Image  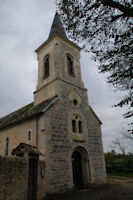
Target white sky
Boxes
[0,0,130,152]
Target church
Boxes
[0,12,106,197]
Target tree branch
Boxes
[111,14,124,21]
[101,0,133,17]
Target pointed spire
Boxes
[48,12,67,39]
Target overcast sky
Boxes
[0,0,130,152]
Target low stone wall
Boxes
[38,160,46,200]
[0,156,46,200]
[0,156,27,200]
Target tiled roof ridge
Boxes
[0,102,33,121]
[0,96,58,130]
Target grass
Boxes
[107,172,133,178]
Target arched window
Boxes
[28,130,31,141]
[67,55,74,76]
[43,55,49,79]
[72,120,76,132]
[5,137,9,156]
[72,115,83,134]
[78,121,82,133]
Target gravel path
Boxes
[44,176,133,200]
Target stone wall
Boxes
[41,80,106,193]
[0,119,37,156]
[0,156,46,200]
[0,156,27,200]
[37,159,46,200]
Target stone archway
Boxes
[72,146,90,190]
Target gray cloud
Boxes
[0,0,130,152]
[81,53,130,152]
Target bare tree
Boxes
[113,138,126,154]
[112,127,133,154]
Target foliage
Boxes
[108,172,133,177]
[105,151,133,174]
[57,0,133,132]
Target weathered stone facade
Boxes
[0,12,106,199]
[0,118,37,155]
[38,81,106,193]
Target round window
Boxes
[73,99,78,106]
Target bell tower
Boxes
[34,12,84,105]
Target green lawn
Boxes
[107,172,133,178]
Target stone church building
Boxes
[0,13,106,198]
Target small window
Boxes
[5,137,9,156]
[72,120,76,132]
[78,121,82,133]
[67,55,74,76]
[28,131,31,141]
[72,115,83,134]
[73,99,78,106]
[43,55,49,79]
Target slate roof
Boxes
[48,12,67,40]
[12,143,42,156]
[0,96,58,130]
[35,12,81,53]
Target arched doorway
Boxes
[72,146,89,190]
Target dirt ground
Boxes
[44,176,133,200]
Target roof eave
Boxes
[35,34,81,53]
[0,96,59,131]
[12,143,43,156]
[0,112,43,131]
[89,106,102,125]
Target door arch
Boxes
[72,146,89,189]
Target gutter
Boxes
[41,96,59,113]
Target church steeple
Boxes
[48,12,67,39]
[34,12,83,105]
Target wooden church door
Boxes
[72,151,83,190]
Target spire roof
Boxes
[48,12,67,39]
[35,12,81,53]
